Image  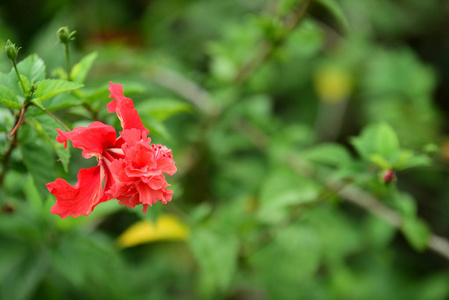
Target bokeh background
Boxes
[1,0,449,299]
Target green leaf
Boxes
[137,98,193,121]
[27,115,71,172]
[0,98,21,109]
[15,54,46,83]
[316,0,350,33]
[351,123,399,162]
[71,52,98,83]
[0,85,20,108]
[250,225,321,299]
[395,150,431,170]
[142,116,172,141]
[19,125,55,199]
[376,123,400,158]
[258,167,320,224]
[33,79,83,102]
[189,227,239,298]
[402,216,430,251]
[304,143,352,167]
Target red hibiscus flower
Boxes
[46,82,177,218]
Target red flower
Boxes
[46,82,177,218]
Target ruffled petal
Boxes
[107,82,149,135]
[56,122,117,159]
[46,165,106,218]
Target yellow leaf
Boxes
[314,65,353,103]
[117,214,190,248]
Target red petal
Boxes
[56,122,117,159]
[107,82,149,135]
[46,165,106,218]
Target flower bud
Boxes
[382,169,396,184]
[4,39,20,62]
[57,27,76,44]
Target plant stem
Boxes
[0,134,17,188]
[13,62,26,94]
[8,106,27,137]
[64,44,71,80]
[233,0,314,84]
[37,105,70,131]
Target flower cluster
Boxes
[46,82,177,218]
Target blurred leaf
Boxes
[258,167,320,224]
[352,123,399,163]
[250,225,321,300]
[33,79,83,102]
[376,123,400,158]
[137,98,193,121]
[304,143,352,167]
[402,216,430,251]
[0,85,20,108]
[189,227,238,298]
[117,214,190,248]
[314,64,353,103]
[316,0,350,33]
[142,116,172,141]
[395,150,431,170]
[70,51,98,83]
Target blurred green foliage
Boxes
[1,0,449,299]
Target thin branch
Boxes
[33,104,71,131]
[289,156,449,262]
[144,68,215,113]
[233,0,314,84]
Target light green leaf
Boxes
[316,0,350,33]
[71,52,98,83]
[0,85,20,108]
[351,123,400,162]
[0,99,21,109]
[395,150,431,170]
[369,153,391,169]
[137,98,193,121]
[304,143,352,167]
[376,123,400,158]
[34,79,83,102]
[16,54,46,83]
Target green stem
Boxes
[64,43,71,80]
[13,62,26,94]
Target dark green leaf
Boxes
[316,0,350,33]
[19,125,55,199]
[27,115,71,172]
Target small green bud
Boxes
[57,27,76,44]
[4,39,20,62]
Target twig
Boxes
[289,156,449,262]
[144,68,215,113]
[233,0,314,84]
